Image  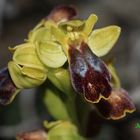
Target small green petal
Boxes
[8,61,47,89]
[36,41,67,68]
[13,43,45,70]
[88,25,121,57]
[51,26,66,43]
[83,14,98,36]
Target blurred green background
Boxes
[0,0,140,140]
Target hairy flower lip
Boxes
[47,5,77,23]
[68,42,112,103]
[95,88,136,120]
[0,67,20,105]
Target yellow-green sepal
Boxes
[8,61,47,89]
[36,41,67,68]
[13,43,46,71]
[88,25,121,57]
[59,20,85,32]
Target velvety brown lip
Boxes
[0,67,18,105]
[47,5,77,23]
[68,42,111,103]
[95,88,136,120]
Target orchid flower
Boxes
[28,12,120,103]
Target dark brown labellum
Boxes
[68,42,111,103]
[0,67,19,105]
[95,88,136,120]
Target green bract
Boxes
[44,88,70,120]
[59,20,85,32]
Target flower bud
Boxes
[8,61,47,89]
[0,68,20,105]
[47,68,73,94]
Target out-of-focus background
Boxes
[0,0,140,140]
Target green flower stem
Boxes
[64,93,80,129]
[47,69,81,131]
[75,94,91,136]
